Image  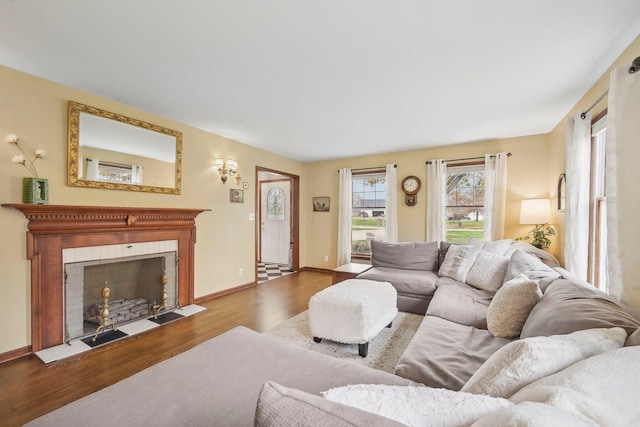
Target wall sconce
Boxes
[518,198,555,249]
[214,159,241,185]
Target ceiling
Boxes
[1,1,639,162]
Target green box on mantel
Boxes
[23,177,49,204]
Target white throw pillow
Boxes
[468,237,513,256]
[438,244,481,282]
[466,250,509,292]
[462,327,627,398]
[323,384,512,427]
[471,402,597,427]
[487,274,542,338]
[510,346,640,426]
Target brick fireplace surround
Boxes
[3,204,208,353]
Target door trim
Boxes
[255,166,300,281]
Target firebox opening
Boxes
[64,250,177,342]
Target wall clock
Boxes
[401,175,421,206]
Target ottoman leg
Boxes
[358,342,369,357]
[313,337,322,343]
[386,321,392,328]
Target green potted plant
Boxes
[516,223,555,249]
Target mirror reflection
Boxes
[67,101,182,194]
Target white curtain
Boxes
[85,158,99,180]
[131,165,143,184]
[483,153,508,240]
[337,168,352,265]
[385,164,398,243]
[426,159,446,242]
[606,64,640,306]
[564,111,592,280]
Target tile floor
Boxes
[257,262,294,284]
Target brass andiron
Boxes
[92,281,117,342]
[152,270,173,318]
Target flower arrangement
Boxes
[5,133,46,178]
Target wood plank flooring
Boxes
[0,270,332,426]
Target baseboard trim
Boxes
[0,345,32,364]
[299,266,333,274]
[194,281,257,303]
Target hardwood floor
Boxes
[0,270,332,426]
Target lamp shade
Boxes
[520,199,551,224]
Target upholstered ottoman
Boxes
[309,278,398,357]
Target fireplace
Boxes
[2,204,208,352]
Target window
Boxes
[445,164,485,243]
[351,172,386,257]
[266,188,285,221]
[589,115,608,292]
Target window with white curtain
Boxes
[445,163,485,243]
[351,171,386,257]
[589,115,608,292]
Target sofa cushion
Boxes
[427,277,493,328]
[370,241,439,271]
[323,384,512,427]
[468,237,513,256]
[462,327,627,398]
[487,274,542,338]
[520,279,640,339]
[466,250,509,292]
[504,250,560,292]
[255,381,405,427]
[395,315,513,390]
[357,267,438,297]
[510,346,640,426]
[438,244,481,282]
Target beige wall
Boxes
[0,65,304,353]
[304,134,553,268]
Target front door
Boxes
[260,179,291,265]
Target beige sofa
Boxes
[361,240,640,390]
[28,241,640,426]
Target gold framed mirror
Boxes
[67,101,182,194]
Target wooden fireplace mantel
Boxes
[3,204,210,352]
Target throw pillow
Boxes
[472,402,596,427]
[438,244,481,282]
[466,250,509,292]
[487,274,542,338]
[626,328,640,347]
[468,237,513,256]
[255,381,405,427]
[510,346,640,426]
[322,384,512,427]
[504,250,561,292]
[461,327,627,398]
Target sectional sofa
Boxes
[28,240,640,426]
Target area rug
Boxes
[264,310,423,373]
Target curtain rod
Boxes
[580,90,608,120]
[425,152,511,165]
[579,55,640,119]
[337,164,397,172]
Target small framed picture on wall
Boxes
[313,197,330,212]
[230,189,244,203]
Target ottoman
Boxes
[309,278,398,357]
